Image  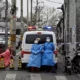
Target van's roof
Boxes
[24,31,55,35]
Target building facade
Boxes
[57,0,80,58]
[63,0,80,58]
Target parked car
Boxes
[0,37,5,44]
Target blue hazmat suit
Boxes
[42,42,55,66]
[27,44,43,68]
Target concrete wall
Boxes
[76,0,80,43]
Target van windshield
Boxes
[25,34,53,44]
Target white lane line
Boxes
[30,74,41,80]
[55,76,67,80]
[16,51,21,55]
[5,74,16,80]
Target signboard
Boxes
[11,34,16,42]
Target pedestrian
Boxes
[42,37,56,73]
[27,38,43,72]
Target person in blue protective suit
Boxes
[27,38,43,72]
[42,37,56,72]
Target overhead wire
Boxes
[46,0,63,4]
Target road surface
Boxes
[0,71,80,80]
[0,49,80,80]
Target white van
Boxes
[21,31,58,68]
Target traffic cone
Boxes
[0,56,5,69]
[18,56,22,69]
[9,56,14,69]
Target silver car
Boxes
[0,37,5,44]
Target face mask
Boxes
[46,39,50,42]
[34,40,38,44]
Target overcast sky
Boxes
[8,0,64,17]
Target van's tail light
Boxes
[21,51,30,58]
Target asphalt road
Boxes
[0,71,80,80]
[0,49,80,80]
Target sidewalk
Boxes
[57,53,65,73]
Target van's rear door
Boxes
[22,33,54,54]
[21,32,55,63]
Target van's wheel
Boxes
[55,63,58,70]
[22,63,26,69]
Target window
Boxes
[25,34,53,44]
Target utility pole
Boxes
[36,0,44,27]
[31,0,32,25]
[10,0,16,55]
[36,0,39,27]
[5,0,8,49]
[21,0,23,34]
[27,0,29,27]
[36,0,38,23]
[47,8,49,26]
[38,6,41,27]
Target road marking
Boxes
[5,74,16,80]
[55,76,67,80]
[16,51,20,55]
[30,74,41,80]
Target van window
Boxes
[25,34,53,44]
